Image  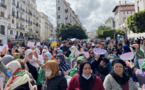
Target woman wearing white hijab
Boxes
[24,49,39,81]
[69,46,80,59]
[5,61,32,90]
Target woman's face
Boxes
[110,56,115,60]
[44,65,51,72]
[59,51,63,54]
[89,51,94,57]
[113,63,124,77]
[113,49,117,54]
[44,54,49,62]
[28,52,33,59]
[55,57,60,63]
[83,64,92,77]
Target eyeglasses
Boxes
[90,53,94,54]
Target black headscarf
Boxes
[56,54,70,71]
[79,60,96,90]
[111,59,130,86]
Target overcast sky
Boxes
[36,0,134,32]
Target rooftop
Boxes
[113,3,134,12]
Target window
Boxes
[0,11,4,17]
[127,10,128,14]
[1,0,5,4]
[0,25,5,35]
[57,15,60,19]
[58,7,60,11]
[12,19,14,23]
[138,7,140,12]
[10,30,13,35]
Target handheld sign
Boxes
[51,41,58,47]
[0,77,3,90]
[0,46,3,52]
[93,48,106,55]
[36,42,41,46]
[120,52,134,60]
[80,52,89,58]
[138,59,145,69]
[27,41,35,47]
[106,37,111,41]
[3,44,9,51]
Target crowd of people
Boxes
[0,38,145,90]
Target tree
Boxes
[58,23,88,40]
[127,10,145,33]
[96,25,125,38]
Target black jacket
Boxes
[42,69,67,90]
[14,82,30,90]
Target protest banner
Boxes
[80,52,89,58]
[3,44,9,51]
[36,42,41,46]
[106,37,111,41]
[120,52,134,60]
[138,59,145,69]
[0,46,3,52]
[51,41,58,47]
[93,48,106,55]
[27,41,35,47]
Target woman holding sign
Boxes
[132,44,145,69]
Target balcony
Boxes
[19,27,25,30]
[0,3,7,9]
[12,14,15,17]
[0,17,10,22]
[16,5,19,8]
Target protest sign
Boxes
[80,52,90,58]
[106,37,111,41]
[36,42,41,46]
[138,59,145,69]
[0,46,3,52]
[27,41,35,47]
[51,41,58,47]
[3,44,9,51]
[120,52,134,60]
[93,48,106,55]
[0,77,3,90]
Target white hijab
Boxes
[25,49,39,68]
[6,61,21,74]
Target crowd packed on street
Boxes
[0,38,145,90]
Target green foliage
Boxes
[127,10,145,33]
[96,26,125,38]
[58,23,88,40]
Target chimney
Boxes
[119,1,121,5]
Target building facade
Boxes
[135,0,145,12]
[39,12,54,42]
[0,0,55,44]
[0,0,10,44]
[105,17,115,29]
[112,1,135,29]
[56,0,82,28]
